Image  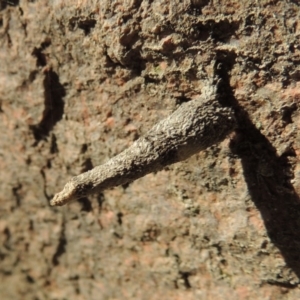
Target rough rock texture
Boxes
[0,0,300,299]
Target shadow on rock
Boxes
[215,53,300,283]
[230,108,300,284]
[30,68,65,143]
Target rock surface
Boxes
[1,0,300,299]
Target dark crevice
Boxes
[46,159,51,168]
[81,157,93,173]
[29,219,34,231]
[12,183,22,207]
[132,0,143,9]
[18,7,27,36]
[123,50,145,74]
[144,75,161,84]
[52,220,67,266]
[96,193,105,210]
[78,19,96,35]
[172,254,192,289]
[26,274,35,284]
[187,0,210,16]
[30,68,65,143]
[40,169,50,200]
[214,50,238,108]
[281,103,297,124]
[50,134,58,154]
[6,31,12,47]
[69,15,96,35]
[211,242,223,256]
[189,19,240,42]
[28,70,38,82]
[266,280,298,289]
[80,143,88,154]
[121,182,130,190]
[190,0,210,8]
[18,5,23,15]
[180,272,192,289]
[121,14,133,24]
[214,54,300,281]
[174,94,190,105]
[113,232,123,239]
[31,39,51,67]
[3,227,10,249]
[78,197,93,212]
[117,212,123,226]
